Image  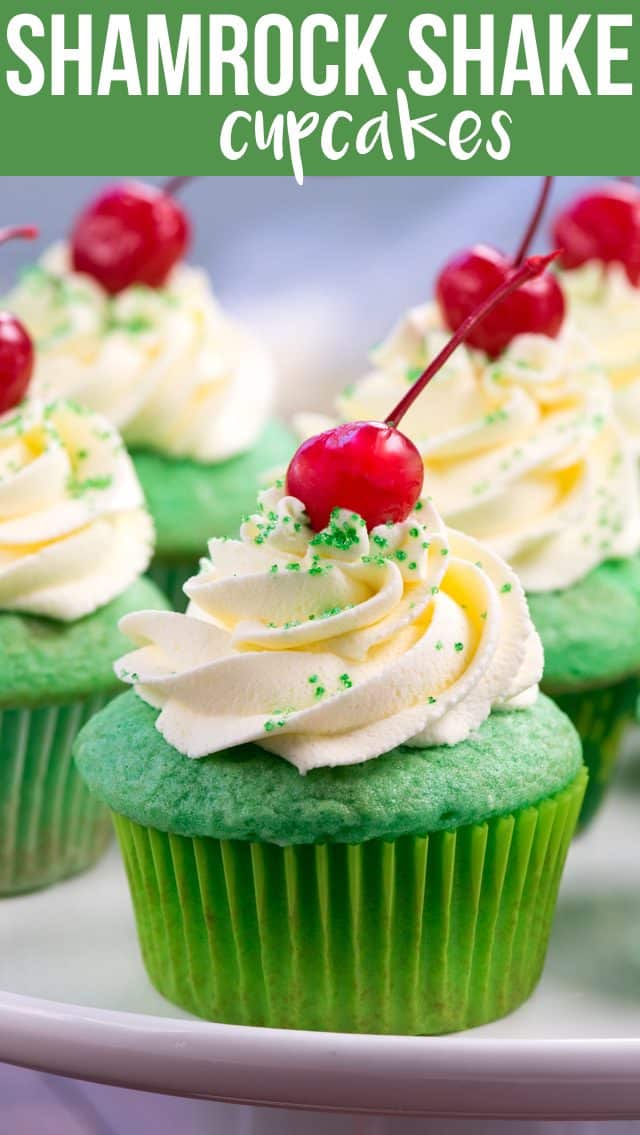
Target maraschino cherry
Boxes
[0,225,39,415]
[436,176,565,358]
[552,180,640,285]
[287,252,559,532]
[70,176,194,294]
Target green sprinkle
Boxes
[428,696,437,705]
[409,527,419,538]
[308,675,318,684]
[484,407,508,426]
[435,641,443,651]
[339,673,353,689]
[500,582,512,593]
[395,549,408,562]
[66,474,113,498]
[406,365,423,384]
[454,642,464,652]
[440,548,449,556]
[285,562,300,571]
[311,513,362,552]
[264,720,276,733]
[270,564,278,573]
[372,534,388,548]
[108,314,153,335]
[431,585,439,595]
[315,686,325,698]
[408,561,417,571]
[415,501,424,511]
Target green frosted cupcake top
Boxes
[74,692,582,845]
[529,553,640,692]
[1,577,168,708]
[132,420,294,558]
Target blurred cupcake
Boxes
[322,293,640,826]
[7,181,293,609]
[553,181,640,456]
[75,484,585,1034]
[0,398,167,894]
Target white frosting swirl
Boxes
[326,304,640,593]
[0,399,153,620]
[7,244,274,463]
[116,486,542,774]
[560,263,640,454]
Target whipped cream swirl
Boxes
[560,262,640,453]
[329,304,640,593]
[116,486,542,773]
[7,244,274,463]
[0,399,153,620]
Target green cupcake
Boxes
[527,557,640,824]
[75,487,585,1034]
[0,398,168,895]
[7,244,294,609]
[332,298,640,825]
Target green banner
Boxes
[0,0,636,176]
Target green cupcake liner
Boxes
[0,697,113,896]
[147,557,197,612]
[113,766,586,1035]
[551,677,638,828]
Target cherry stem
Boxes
[162,176,196,197]
[513,177,553,266]
[386,252,561,430]
[0,225,39,249]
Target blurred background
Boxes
[0,175,596,419]
[0,174,630,1135]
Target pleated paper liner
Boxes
[0,697,113,896]
[551,676,637,828]
[113,766,586,1035]
[147,558,197,613]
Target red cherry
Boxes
[288,253,559,531]
[286,421,424,532]
[552,181,640,285]
[0,225,39,415]
[0,312,34,415]
[436,244,565,358]
[70,178,193,294]
[436,177,565,358]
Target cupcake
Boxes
[553,181,640,456]
[313,238,640,828]
[7,181,294,609]
[0,397,167,894]
[75,481,584,1034]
